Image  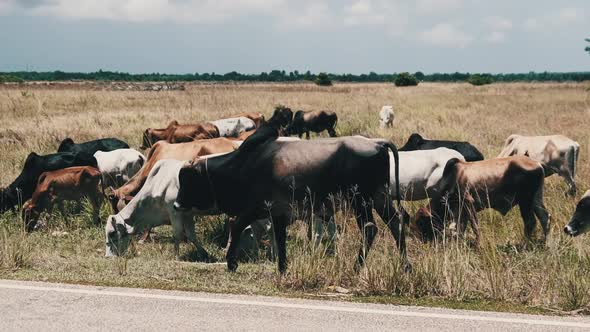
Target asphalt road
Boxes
[1,280,589,331]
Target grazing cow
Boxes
[108,138,240,213]
[141,121,220,149]
[58,138,129,154]
[399,133,484,162]
[287,110,338,139]
[0,152,97,213]
[564,190,590,237]
[232,112,266,128]
[94,149,146,188]
[497,134,580,196]
[22,166,102,232]
[172,122,405,274]
[414,156,550,244]
[379,106,395,128]
[209,117,256,138]
[105,159,210,260]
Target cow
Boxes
[105,159,211,261]
[141,121,220,149]
[22,166,103,232]
[399,133,485,162]
[413,156,550,245]
[564,190,590,237]
[379,106,395,128]
[108,138,240,213]
[231,112,266,128]
[0,152,98,213]
[94,149,146,188]
[58,137,129,154]
[172,119,405,275]
[287,110,338,139]
[497,134,580,196]
[208,117,256,138]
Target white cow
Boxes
[497,134,580,196]
[387,147,466,201]
[209,117,256,138]
[379,106,395,128]
[94,149,146,188]
[105,159,207,260]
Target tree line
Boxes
[1,69,589,83]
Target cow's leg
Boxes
[57,201,68,226]
[327,127,337,137]
[560,168,576,197]
[226,214,254,272]
[532,187,551,243]
[374,196,410,272]
[88,193,101,226]
[172,221,184,260]
[305,131,310,140]
[273,215,289,274]
[518,200,537,243]
[353,197,378,270]
[182,216,211,262]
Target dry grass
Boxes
[1,82,590,313]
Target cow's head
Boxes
[174,159,215,213]
[105,215,134,257]
[140,129,154,149]
[270,106,294,133]
[379,106,394,128]
[57,138,75,153]
[564,190,590,237]
[21,200,40,232]
[411,205,445,242]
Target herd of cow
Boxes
[0,105,588,273]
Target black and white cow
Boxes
[172,120,405,274]
[564,190,590,237]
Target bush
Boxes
[467,74,494,86]
[315,72,332,86]
[0,75,24,84]
[394,72,419,87]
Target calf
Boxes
[105,159,210,260]
[141,121,220,148]
[379,106,395,128]
[287,110,338,139]
[22,166,103,232]
[58,138,129,154]
[94,149,146,188]
[108,138,240,212]
[497,134,580,196]
[399,133,484,162]
[414,156,550,244]
[172,122,405,274]
[1,151,97,212]
[564,190,590,237]
[209,116,256,138]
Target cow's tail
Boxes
[382,142,401,211]
[568,145,578,179]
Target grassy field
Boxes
[1,82,589,315]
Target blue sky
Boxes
[0,0,589,74]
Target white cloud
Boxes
[556,7,584,24]
[25,0,285,23]
[343,0,385,26]
[485,16,512,30]
[291,2,333,28]
[486,31,505,43]
[416,0,463,14]
[419,22,472,48]
[524,7,585,31]
[523,17,540,31]
[0,0,16,15]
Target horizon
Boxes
[1,1,589,74]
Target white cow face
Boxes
[105,215,134,257]
[564,192,590,237]
[379,106,394,128]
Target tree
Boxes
[467,74,494,86]
[315,72,332,86]
[394,72,418,86]
[414,71,425,81]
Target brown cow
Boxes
[22,166,103,232]
[141,120,220,149]
[414,156,550,245]
[109,137,240,212]
[287,110,338,139]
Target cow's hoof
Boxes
[403,262,413,274]
[227,260,238,272]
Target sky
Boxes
[0,0,589,74]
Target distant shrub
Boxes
[0,75,24,84]
[467,74,494,86]
[315,72,332,86]
[394,72,419,87]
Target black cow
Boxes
[399,133,484,162]
[0,152,98,212]
[287,110,338,139]
[564,190,590,237]
[166,122,407,274]
[58,138,129,155]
